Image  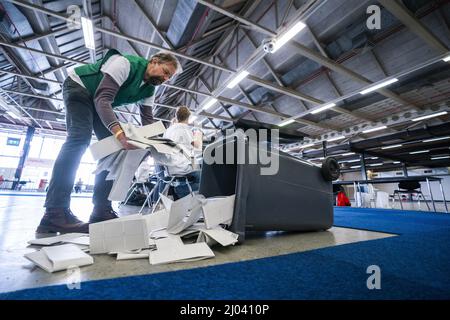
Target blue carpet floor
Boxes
[1,207,450,300]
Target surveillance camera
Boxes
[262,38,276,53]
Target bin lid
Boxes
[233,119,305,144]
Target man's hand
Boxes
[111,125,138,150]
[116,131,139,150]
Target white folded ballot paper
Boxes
[160,194,204,234]
[28,233,88,246]
[116,249,151,261]
[64,236,90,246]
[24,244,94,273]
[197,227,239,247]
[143,208,169,233]
[202,194,236,229]
[149,239,215,265]
[89,215,149,254]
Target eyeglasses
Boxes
[161,65,174,79]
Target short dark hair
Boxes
[176,106,191,123]
[150,52,182,74]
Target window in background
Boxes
[39,137,64,160]
[28,136,44,158]
[0,132,25,157]
[0,156,20,168]
[81,148,95,164]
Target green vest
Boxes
[74,49,155,107]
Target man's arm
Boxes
[94,74,136,149]
[93,74,121,132]
[139,96,155,126]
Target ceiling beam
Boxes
[378,0,449,54]
[196,0,277,37]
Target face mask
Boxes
[147,76,165,86]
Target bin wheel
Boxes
[321,157,340,181]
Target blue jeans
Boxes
[152,170,201,202]
[44,78,113,208]
[172,171,201,200]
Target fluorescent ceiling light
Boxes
[431,156,450,160]
[202,98,218,111]
[381,144,402,150]
[393,161,401,164]
[369,157,379,160]
[341,152,355,156]
[423,136,450,143]
[359,78,398,95]
[362,126,387,134]
[369,163,383,166]
[6,111,20,120]
[278,119,295,127]
[81,17,95,50]
[346,159,360,163]
[272,21,306,53]
[409,150,429,154]
[443,55,450,62]
[412,111,448,122]
[327,135,345,142]
[310,103,336,114]
[350,165,361,169]
[227,71,249,88]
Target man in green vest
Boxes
[36,50,181,233]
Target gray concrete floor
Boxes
[0,194,395,294]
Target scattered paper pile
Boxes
[26,194,237,273]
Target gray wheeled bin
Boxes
[199,131,334,242]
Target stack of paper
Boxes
[89,215,149,254]
[89,121,166,161]
[25,244,94,273]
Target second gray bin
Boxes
[199,131,333,242]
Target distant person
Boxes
[163,106,201,175]
[337,186,351,207]
[153,106,201,201]
[74,178,83,194]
